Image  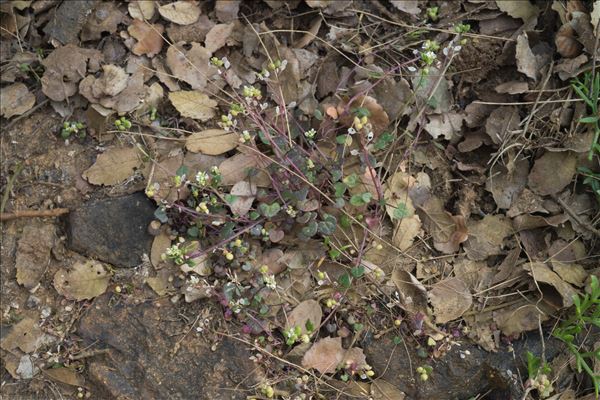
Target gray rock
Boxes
[78,294,256,399]
[67,193,155,267]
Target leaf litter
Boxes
[3,0,600,398]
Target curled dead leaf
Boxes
[166,42,213,90]
[128,1,155,20]
[158,1,200,25]
[128,20,164,57]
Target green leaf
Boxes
[187,226,199,237]
[176,165,189,177]
[224,194,238,204]
[334,182,347,198]
[318,214,337,235]
[350,192,372,207]
[154,207,168,223]
[336,134,352,146]
[343,173,359,188]
[392,203,409,219]
[351,265,365,278]
[580,116,599,123]
[301,221,318,238]
[305,319,315,332]
[314,109,323,121]
[374,132,394,151]
[329,248,341,260]
[258,202,281,218]
[339,273,351,289]
[331,169,343,182]
[353,323,364,332]
[249,210,260,220]
[340,214,352,228]
[352,107,371,118]
[393,336,403,345]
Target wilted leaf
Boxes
[429,277,472,324]
[41,45,103,101]
[391,268,428,314]
[228,180,256,216]
[151,231,171,267]
[342,347,367,370]
[95,64,128,96]
[186,129,238,155]
[528,151,577,196]
[205,23,234,53]
[0,82,35,118]
[259,248,286,274]
[495,81,529,94]
[158,1,200,25]
[169,90,217,121]
[392,216,422,251]
[166,42,213,90]
[464,215,512,260]
[53,260,111,301]
[496,0,539,21]
[128,20,164,57]
[525,262,579,308]
[302,336,344,374]
[285,299,322,335]
[128,1,155,20]
[82,146,145,186]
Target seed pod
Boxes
[555,24,582,58]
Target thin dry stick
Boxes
[0,208,69,221]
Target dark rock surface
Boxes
[78,294,256,400]
[362,333,565,400]
[67,193,155,267]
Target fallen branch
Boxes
[0,208,69,221]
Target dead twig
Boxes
[0,208,69,221]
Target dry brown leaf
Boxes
[128,1,155,20]
[186,129,238,155]
[285,299,323,335]
[15,222,55,289]
[205,23,234,53]
[0,82,35,118]
[81,2,125,41]
[128,20,164,57]
[337,95,390,136]
[424,112,463,141]
[495,304,548,336]
[495,81,529,94]
[169,90,217,121]
[592,1,600,31]
[228,180,257,216]
[418,196,467,254]
[95,64,128,97]
[371,380,406,400]
[259,248,286,274]
[342,347,367,370]
[550,260,588,287]
[219,152,271,187]
[53,260,111,301]
[151,231,171,267]
[0,318,51,353]
[301,337,344,374]
[41,45,103,102]
[496,0,539,21]
[43,368,85,387]
[215,0,241,22]
[392,217,421,251]
[166,42,213,89]
[486,156,529,209]
[146,269,175,296]
[528,151,577,196]
[526,262,579,308]
[516,33,538,80]
[147,153,185,203]
[383,171,422,251]
[82,146,144,186]
[485,106,520,145]
[391,268,428,315]
[158,1,200,25]
[390,0,421,14]
[428,277,472,324]
[464,215,512,260]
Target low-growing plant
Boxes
[552,275,600,397]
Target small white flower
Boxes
[407,66,417,72]
[350,149,359,156]
[366,131,374,141]
[347,127,357,135]
[222,57,230,69]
